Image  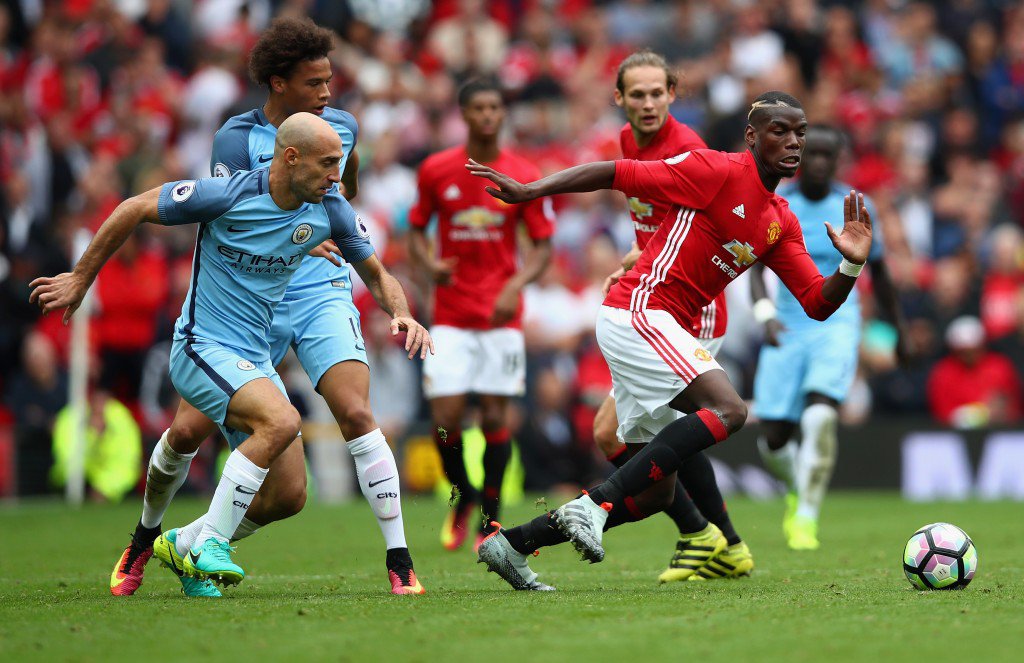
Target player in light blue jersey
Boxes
[104,17,427,597]
[750,126,906,550]
[31,112,432,590]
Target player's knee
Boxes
[167,420,206,452]
[255,405,302,447]
[714,397,748,436]
[338,404,376,439]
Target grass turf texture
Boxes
[1,493,1021,661]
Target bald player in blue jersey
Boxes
[31,112,433,591]
[100,17,427,597]
[750,125,906,551]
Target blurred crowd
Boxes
[2,0,1024,498]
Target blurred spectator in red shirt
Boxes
[927,316,1023,427]
[980,224,1024,340]
[93,232,169,408]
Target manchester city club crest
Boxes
[292,223,313,244]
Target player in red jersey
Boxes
[472,91,873,590]
[590,50,752,583]
[409,78,554,551]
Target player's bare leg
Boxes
[319,360,423,594]
[112,399,217,596]
[430,394,478,551]
[477,394,512,547]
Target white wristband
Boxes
[752,298,777,324]
[839,258,864,277]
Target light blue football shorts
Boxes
[169,337,289,449]
[752,322,860,423]
[269,283,367,391]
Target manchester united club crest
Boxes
[767,219,782,245]
[694,348,712,362]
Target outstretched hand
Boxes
[28,272,90,325]
[825,190,873,265]
[390,316,435,360]
[465,159,534,204]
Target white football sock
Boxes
[140,430,197,529]
[231,517,261,542]
[348,428,407,550]
[758,436,798,492]
[796,403,839,520]
[192,449,268,549]
[174,515,206,557]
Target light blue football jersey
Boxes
[774,182,883,330]
[210,107,358,295]
[159,169,374,362]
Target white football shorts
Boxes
[596,305,724,444]
[422,325,526,399]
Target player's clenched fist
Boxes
[28,272,90,325]
[390,316,435,359]
[825,190,873,266]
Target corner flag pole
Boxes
[66,228,94,507]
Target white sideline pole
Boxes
[66,228,94,507]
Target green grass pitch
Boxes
[1,493,1021,661]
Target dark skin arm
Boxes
[466,159,616,202]
[749,263,786,346]
[340,149,360,200]
[492,237,552,325]
[869,258,910,366]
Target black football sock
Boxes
[434,426,477,504]
[678,451,740,545]
[589,410,726,505]
[609,444,708,534]
[480,428,512,532]
[503,512,566,555]
[660,476,710,535]
[132,520,162,548]
[606,445,629,468]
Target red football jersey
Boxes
[620,116,727,340]
[605,149,841,329]
[410,146,555,329]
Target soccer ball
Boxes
[903,522,978,590]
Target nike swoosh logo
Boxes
[188,550,201,565]
[368,476,394,487]
[227,225,251,233]
[257,155,272,163]
[235,485,257,495]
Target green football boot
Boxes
[153,529,222,597]
[183,537,245,586]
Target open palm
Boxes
[826,191,873,265]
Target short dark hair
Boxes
[457,77,504,108]
[747,91,804,124]
[248,16,335,87]
[616,50,678,93]
[806,124,847,150]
